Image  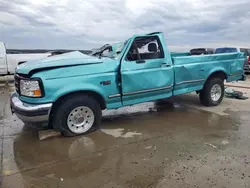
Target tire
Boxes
[199,77,224,106]
[53,94,102,137]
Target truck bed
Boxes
[171,52,244,65]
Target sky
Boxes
[0,0,249,51]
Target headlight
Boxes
[20,80,42,97]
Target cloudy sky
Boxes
[0,0,249,51]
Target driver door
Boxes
[120,35,174,106]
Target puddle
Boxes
[121,131,142,138]
[221,140,229,145]
[100,128,124,138]
[101,128,142,138]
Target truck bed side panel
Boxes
[172,52,245,96]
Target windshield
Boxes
[107,41,128,58]
[215,48,237,54]
[90,41,127,58]
[90,44,112,56]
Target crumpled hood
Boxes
[16,51,103,75]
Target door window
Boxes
[126,36,164,61]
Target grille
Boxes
[14,74,21,94]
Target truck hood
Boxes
[16,51,103,75]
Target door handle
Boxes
[161,63,171,67]
[136,60,146,64]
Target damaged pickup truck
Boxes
[10,32,246,136]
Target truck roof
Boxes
[146,32,162,35]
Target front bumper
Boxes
[10,92,52,124]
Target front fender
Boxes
[53,83,106,102]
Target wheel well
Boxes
[200,71,227,92]
[48,90,106,128]
[54,90,106,110]
[208,71,227,81]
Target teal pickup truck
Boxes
[11,32,245,136]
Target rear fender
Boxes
[207,68,227,80]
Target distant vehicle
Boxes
[190,48,215,55]
[215,47,250,72]
[239,48,250,73]
[0,42,92,75]
[10,32,245,136]
[0,42,51,75]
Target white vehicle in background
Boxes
[0,42,51,75]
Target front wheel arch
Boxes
[51,93,102,136]
[54,90,106,109]
[49,91,105,129]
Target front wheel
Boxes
[199,77,224,106]
[53,95,102,136]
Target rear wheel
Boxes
[53,94,102,136]
[199,77,224,106]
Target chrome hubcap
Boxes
[211,84,222,101]
[67,106,94,134]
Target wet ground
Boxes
[1,84,250,188]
